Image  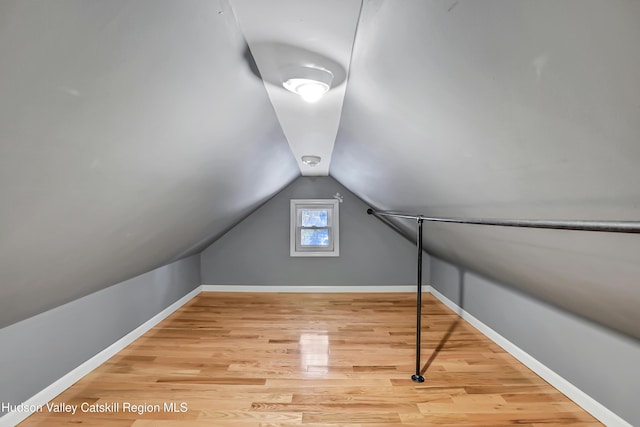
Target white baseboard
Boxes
[202,284,417,293]
[426,285,631,427]
[0,286,202,427]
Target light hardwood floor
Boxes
[20,292,601,426]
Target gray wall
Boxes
[201,176,425,286]
[0,0,299,330]
[430,256,640,426]
[332,0,640,340]
[0,254,201,415]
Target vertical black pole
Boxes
[411,217,425,383]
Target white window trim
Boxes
[290,199,340,257]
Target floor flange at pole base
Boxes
[411,374,425,383]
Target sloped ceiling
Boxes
[332,0,640,338]
[0,0,298,328]
[1,0,639,341]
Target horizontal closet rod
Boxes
[366,208,640,233]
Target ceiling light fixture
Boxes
[301,155,321,167]
[282,66,333,103]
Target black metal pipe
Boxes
[411,218,425,383]
[367,206,640,383]
[366,208,640,234]
[366,208,416,245]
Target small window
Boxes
[290,199,339,257]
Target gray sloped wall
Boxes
[0,0,299,329]
[201,176,425,287]
[332,0,640,339]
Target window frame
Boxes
[290,199,340,257]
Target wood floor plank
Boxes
[19,292,602,426]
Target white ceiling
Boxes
[230,0,362,176]
[1,0,639,339]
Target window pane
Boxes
[301,229,329,246]
[301,209,328,227]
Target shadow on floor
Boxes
[420,319,460,375]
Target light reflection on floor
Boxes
[299,333,329,377]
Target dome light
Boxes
[282,66,333,103]
[283,79,329,102]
